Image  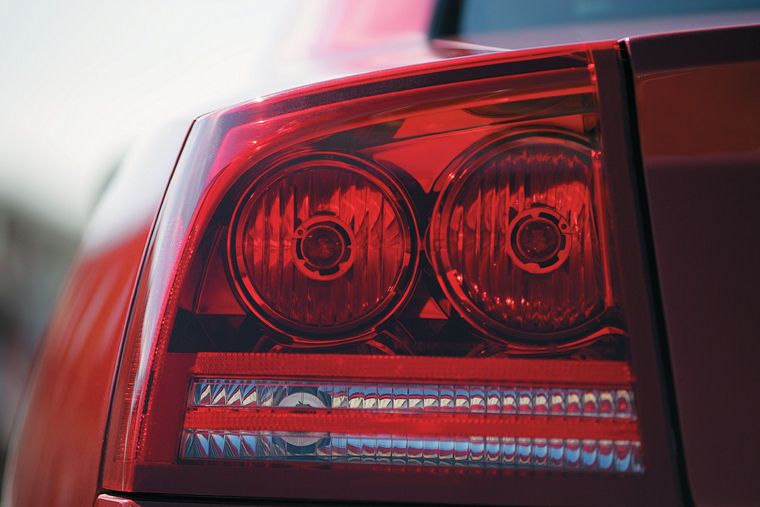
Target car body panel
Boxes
[2,230,148,506]
[1,122,190,506]
[627,26,760,506]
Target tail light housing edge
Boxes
[99,42,682,505]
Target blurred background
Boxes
[0,0,289,484]
[0,0,432,489]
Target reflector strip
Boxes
[183,408,640,441]
[185,355,641,471]
[181,430,643,473]
[194,353,633,387]
[189,379,635,419]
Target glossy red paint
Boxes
[628,26,760,506]
[1,230,149,505]
[1,122,190,505]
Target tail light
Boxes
[429,132,609,341]
[101,43,676,504]
[229,153,418,339]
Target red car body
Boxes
[3,1,759,505]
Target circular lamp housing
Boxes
[229,152,419,343]
[429,132,607,343]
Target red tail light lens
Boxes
[229,153,418,339]
[100,43,674,504]
[430,133,608,341]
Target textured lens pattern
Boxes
[432,139,606,336]
[236,161,412,335]
[190,379,635,419]
[182,430,642,473]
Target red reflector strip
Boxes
[189,379,636,419]
[193,353,633,387]
[182,430,643,472]
[183,408,639,441]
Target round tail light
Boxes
[429,133,607,342]
[229,152,419,343]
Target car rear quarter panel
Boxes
[1,122,190,506]
[628,26,760,506]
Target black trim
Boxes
[430,0,462,39]
[102,489,483,506]
[627,25,760,74]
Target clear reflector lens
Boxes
[182,430,642,472]
[180,353,642,473]
[189,378,635,419]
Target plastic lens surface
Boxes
[100,44,672,505]
[182,430,642,472]
[231,155,417,338]
[431,136,607,338]
[188,378,636,419]
[178,354,641,473]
